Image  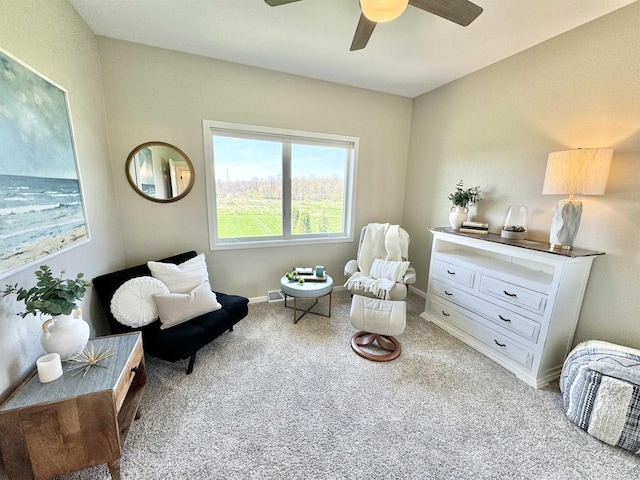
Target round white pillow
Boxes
[110,276,170,328]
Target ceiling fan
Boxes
[265,0,483,51]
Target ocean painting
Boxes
[0,48,89,278]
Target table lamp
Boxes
[542,148,613,249]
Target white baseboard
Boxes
[409,285,426,298]
[249,296,268,304]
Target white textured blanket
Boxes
[344,272,397,300]
[344,224,410,300]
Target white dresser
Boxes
[421,228,604,388]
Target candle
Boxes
[36,353,63,383]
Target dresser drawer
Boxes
[430,279,541,344]
[429,277,459,301]
[429,297,534,369]
[432,258,475,288]
[114,336,144,412]
[479,275,547,315]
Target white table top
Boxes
[280,274,334,298]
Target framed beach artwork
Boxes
[0,48,89,279]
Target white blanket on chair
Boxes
[345,273,396,300]
[344,224,410,300]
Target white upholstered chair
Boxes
[344,223,416,301]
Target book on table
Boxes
[461,221,489,229]
[460,221,489,235]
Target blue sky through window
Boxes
[213,137,345,181]
[292,144,345,179]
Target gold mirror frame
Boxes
[125,142,194,203]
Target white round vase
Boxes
[41,313,90,361]
[449,206,468,230]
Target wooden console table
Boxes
[0,332,146,479]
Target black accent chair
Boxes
[93,251,249,374]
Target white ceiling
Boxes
[70,0,636,98]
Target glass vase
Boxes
[501,205,528,239]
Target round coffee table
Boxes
[280,274,334,324]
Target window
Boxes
[203,120,358,249]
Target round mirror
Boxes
[125,142,194,202]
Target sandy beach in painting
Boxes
[0,226,88,273]
[0,174,88,277]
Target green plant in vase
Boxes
[448,180,482,208]
[448,180,482,230]
[3,265,90,318]
[3,265,92,360]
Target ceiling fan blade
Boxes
[265,0,304,6]
[350,13,377,51]
[409,0,483,26]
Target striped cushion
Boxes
[561,340,640,454]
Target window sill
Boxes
[210,235,354,251]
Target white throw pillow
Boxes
[147,253,209,293]
[110,276,170,328]
[369,258,410,282]
[153,283,222,330]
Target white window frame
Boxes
[203,120,358,250]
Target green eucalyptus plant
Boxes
[2,265,91,318]
[448,180,482,208]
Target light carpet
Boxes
[62,291,638,480]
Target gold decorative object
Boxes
[67,343,116,377]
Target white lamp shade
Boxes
[361,0,409,23]
[542,148,613,196]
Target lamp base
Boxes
[549,198,582,249]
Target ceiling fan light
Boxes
[361,0,409,23]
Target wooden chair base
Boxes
[351,331,402,362]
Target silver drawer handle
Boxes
[494,340,506,347]
[503,290,517,298]
[442,310,450,317]
[447,270,456,275]
[444,290,453,296]
[498,314,511,323]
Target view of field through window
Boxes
[213,136,347,239]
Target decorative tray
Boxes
[296,274,327,282]
[292,266,327,281]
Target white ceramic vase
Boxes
[40,311,90,361]
[449,206,468,230]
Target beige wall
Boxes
[404,2,640,348]
[98,37,413,298]
[0,0,123,402]
[1,0,637,409]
